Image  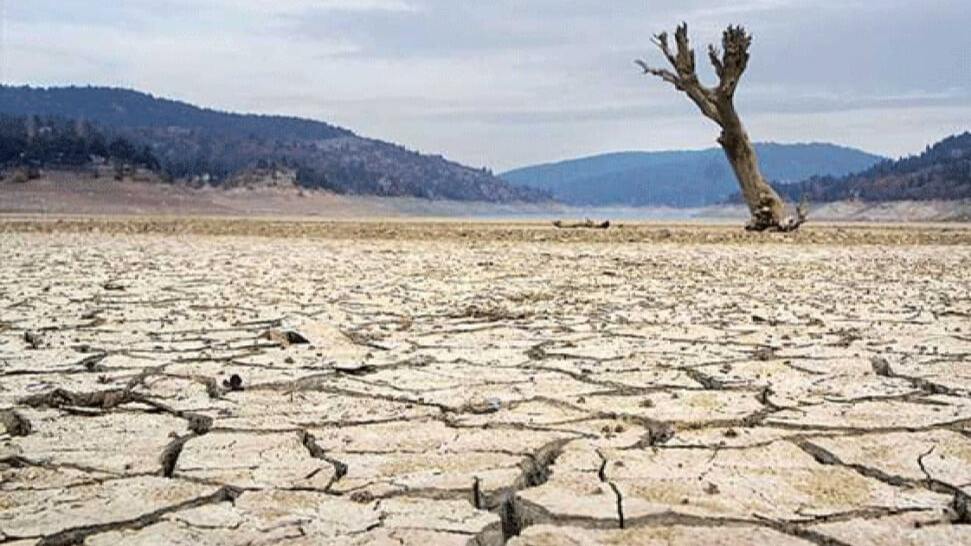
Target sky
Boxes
[2,0,970,170]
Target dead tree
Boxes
[636,23,807,231]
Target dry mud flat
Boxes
[1,220,971,545]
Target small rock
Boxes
[0,410,32,436]
[333,362,378,376]
[753,347,775,361]
[466,397,502,414]
[757,387,773,405]
[350,490,375,504]
[187,413,213,435]
[705,482,720,495]
[871,356,893,377]
[102,281,125,291]
[223,374,244,392]
[260,329,310,347]
[526,345,546,360]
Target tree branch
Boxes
[673,23,697,76]
[650,32,678,68]
[717,25,752,98]
[638,22,721,123]
[708,44,724,80]
[634,60,682,88]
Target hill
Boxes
[776,132,971,203]
[0,85,547,203]
[501,143,885,207]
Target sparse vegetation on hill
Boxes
[0,85,548,203]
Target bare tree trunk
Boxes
[636,24,806,231]
[718,122,787,230]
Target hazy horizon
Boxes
[3,1,969,170]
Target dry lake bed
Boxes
[2,218,971,545]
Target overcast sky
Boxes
[3,0,970,170]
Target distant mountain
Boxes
[776,132,971,203]
[0,85,547,203]
[501,143,885,207]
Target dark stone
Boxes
[0,410,32,436]
[222,374,244,392]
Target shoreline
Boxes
[1,175,969,224]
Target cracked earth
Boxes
[2,220,971,545]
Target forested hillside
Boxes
[0,113,159,176]
[777,133,971,202]
[0,86,547,203]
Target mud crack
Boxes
[33,486,242,546]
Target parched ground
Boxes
[1,219,971,545]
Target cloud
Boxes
[219,0,419,13]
